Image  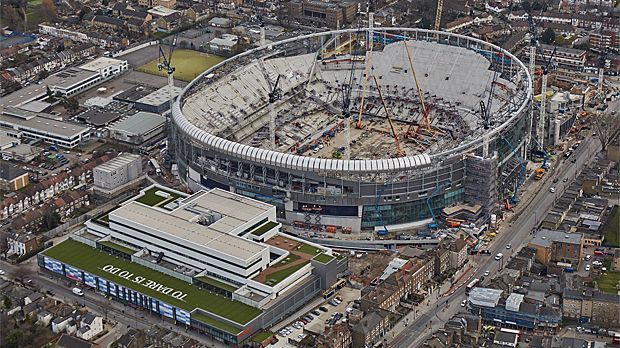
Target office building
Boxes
[39,185,346,346]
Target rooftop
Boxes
[80,57,126,72]
[46,68,99,89]
[94,153,141,173]
[0,114,89,138]
[109,111,165,135]
[0,161,28,181]
[43,239,262,328]
[110,187,272,261]
[530,229,583,247]
[136,84,182,106]
[468,287,503,308]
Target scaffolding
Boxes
[464,154,498,217]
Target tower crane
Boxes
[158,34,178,114]
[373,75,405,157]
[404,40,431,138]
[434,0,443,31]
[535,45,556,152]
[525,14,538,160]
[356,25,375,130]
[342,30,360,160]
[597,24,607,99]
[257,58,281,150]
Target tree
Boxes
[43,212,61,231]
[3,295,11,309]
[41,0,57,20]
[541,28,555,44]
[62,96,79,111]
[5,329,25,347]
[592,111,620,152]
[521,0,531,12]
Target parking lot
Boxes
[269,287,360,347]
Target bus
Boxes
[466,279,480,293]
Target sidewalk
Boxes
[384,264,478,342]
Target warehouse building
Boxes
[93,153,143,194]
[39,185,346,346]
[0,108,90,148]
[109,112,166,146]
[132,85,182,114]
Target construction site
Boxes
[171,28,532,234]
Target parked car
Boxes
[319,306,328,312]
[311,310,321,316]
[461,300,467,307]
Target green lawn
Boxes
[263,262,309,286]
[602,205,619,247]
[190,311,242,334]
[271,253,300,268]
[135,187,182,207]
[43,239,261,327]
[596,271,620,294]
[313,253,334,264]
[98,241,136,255]
[251,331,273,343]
[251,221,278,236]
[137,49,224,82]
[296,243,324,256]
[195,276,238,293]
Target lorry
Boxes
[534,168,545,180]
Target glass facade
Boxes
[361,188,464,228]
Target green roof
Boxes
[195,276,238,293]
[261,261,309,286]
[43,239,261,327]
[250,221,278,236]
[190,311,243,334]
[313,253,334,264]
[251,331,273,343]
[296,242,323,256]
[135,187,183,207]
[98,241,136,255]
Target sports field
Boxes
[137,49,224,82]
[43,239,261,331]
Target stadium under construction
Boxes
[170,28,532,234]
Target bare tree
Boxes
[592,111,620,152]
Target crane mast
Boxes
[434,0,443,31]
[404,40,431,138]
[373,76,404,157]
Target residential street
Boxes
[392,136,601,348]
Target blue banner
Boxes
[109,283,117,296]
[65,265,82,282]
[176,309,190,325]
[159,302,174,318]
[43,257,64,274]
[84,273,97,288]
[98,278,107,293]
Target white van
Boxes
[72,287,84,296]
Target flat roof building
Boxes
[133,85,182,114]
[109,112,166,145]
[0,108,90,148]
[93,153,142,193]
[528,229,583,266]
[41,185,343,346]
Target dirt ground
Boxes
[348,251,394,285]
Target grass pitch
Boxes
[43,239,261,330]
[137,49,223,82]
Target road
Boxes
[393,136,601,348]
